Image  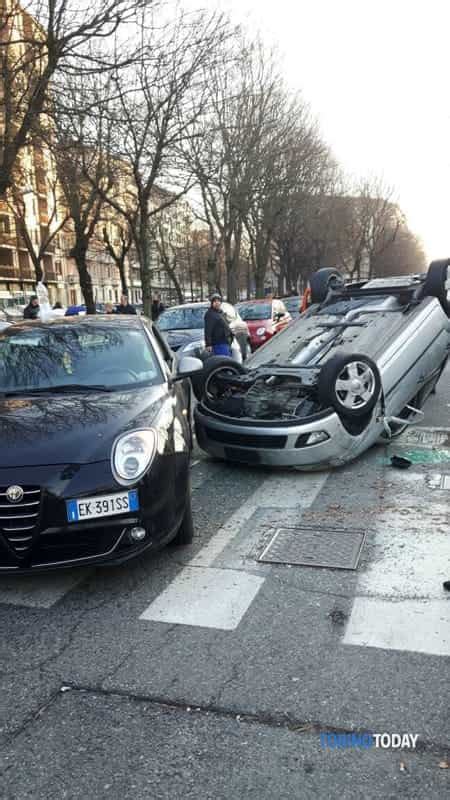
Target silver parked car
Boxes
[194,261,450,470]
[157,301,251,364]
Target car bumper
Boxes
[0,455,189,573]
[194,404,381,469]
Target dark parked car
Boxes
[0,316,203,573]
[157,301,251,362]
[195,262,450,470]
[236,299,292,350]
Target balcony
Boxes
[0,233,16,248]
[0,266,18,279]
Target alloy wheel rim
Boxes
[335,361,376,410]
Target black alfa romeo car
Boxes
[0,316,203,573]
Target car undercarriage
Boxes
[194,262,450,468]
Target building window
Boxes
[0,248,14,266]
[0,215,10,234]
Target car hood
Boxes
[0,385,168,467]
[163,328,203,349]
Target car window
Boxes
[237,303,271,321]
[157,306,206,331]
[0,324,164,393]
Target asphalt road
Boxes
[1,367,449,799]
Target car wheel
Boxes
[171,490,194,546]
[309,267,345,305]
[318,353,381,418]
[192,356,246,401]
[422,259,450,314]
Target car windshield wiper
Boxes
[0,384,114,397]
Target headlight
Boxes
[181,339,204,354]
[256,327,266,336]
[112,429,157,485]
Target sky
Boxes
[185,0,450,259]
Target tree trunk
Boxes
[117,257,128,295]
[74,254,96,314]
[137,212,153,317]
[207,256,217,296]
[30,255,44,284]
[255,270,265,298]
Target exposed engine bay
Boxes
[206,372,322,421]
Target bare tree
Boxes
[95,10,230,316]
[188,39,272,302]
[7,158,69,282]
[102,218,133,295]
[0,0,149,198]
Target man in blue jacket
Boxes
[204,294,233,356]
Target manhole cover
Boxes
[400,429,450,448]
[258,525,366,570]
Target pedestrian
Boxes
[116,294,137,315]
[204,293,233,356]
[104,302,114,314]
[151,294,165,321]
[23,296,40,320]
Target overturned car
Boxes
[193,261,450,469]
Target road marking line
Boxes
[140,471,329,630]
[344,494,450,656]
[140,566,264,630]
[344,598,450,657]
[0,569,92,609]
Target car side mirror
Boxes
[173,355,204,381]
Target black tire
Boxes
[422,260,450,314]
[172,490,194,546]
[191,356,246,402]
[318,353,381,418]
[309,267,345,305]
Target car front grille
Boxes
[0,486,41,557]
[206,427,287,449]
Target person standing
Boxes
[116,294,137,315]
[23,296,40,320]
[204,293,233,356]
[151,294,165,321]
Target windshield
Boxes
[283,298,300,312]
[0,324,163,394]
[157,306,206,331]
[237,303,271,321]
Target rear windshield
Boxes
[0,324,163,393]
[237,303,271,321]
[157,307,206,330]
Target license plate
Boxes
[66,490,139,523]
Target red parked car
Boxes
[236,299,292,350]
